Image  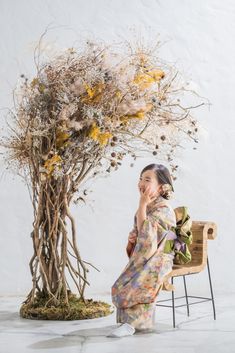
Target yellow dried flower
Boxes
[120,104,153,121]
[115,90,122,99]
[88,123,112,145]
[88,123,101,140]
[30,77,46,92]
[31,78,39,88]
[119,116,130,124]
[44,154,62,175]
[82,83,105,103]
[85,84,95,98]
[133,70,165,90]
[149,69,165,81]
[56,129,70,149]
[136,112,145,119]
[97,132,113,145]
[129,111,145,119]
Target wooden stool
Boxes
[156,220,217,328]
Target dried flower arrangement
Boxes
[0,36,207,319]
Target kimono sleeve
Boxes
[126,212,138,258]
[128,212,138,242]
[139,206,177,247]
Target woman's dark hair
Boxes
[140,163,174,200]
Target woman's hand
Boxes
[139,185,158,206]
[126,230,137,258]
[128,230,137,244]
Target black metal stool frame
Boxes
[155,256,216,328]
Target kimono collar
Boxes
[147,194,168,213]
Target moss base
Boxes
[19,292,114,320]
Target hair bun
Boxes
[161,183,174,200]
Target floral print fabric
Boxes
[111,196,177,329]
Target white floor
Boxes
[0,292,235,353]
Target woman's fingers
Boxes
[144,186,151,195]
[141,186,158,203]
[129,230,137,237]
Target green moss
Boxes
[19,292,114,320]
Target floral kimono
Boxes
[111,195,177,330]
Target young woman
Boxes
[107,163,177,337]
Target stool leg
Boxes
[207,256,216,320]
[171,276,176,328]
[183,275,190,316]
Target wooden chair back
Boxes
[162,220,217,290]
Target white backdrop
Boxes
[0,0,234,298]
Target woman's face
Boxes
[138,169,162,197]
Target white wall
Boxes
[0,0,235,298]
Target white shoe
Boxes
[107,323,136,337]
